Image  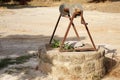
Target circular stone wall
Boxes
[37,47,106,80]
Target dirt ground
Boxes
[0,2,120,80]
[83,1,120,13]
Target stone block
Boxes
[95,57,105,70]
[68,65,82,76]
[95,68,106,78]
[57,53,85,64]
[52,65,69,75]
[82,60,95,74]
[85,52,101,61]
[38,62,52,74]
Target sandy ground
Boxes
[0,7,120,80]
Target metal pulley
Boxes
[69,4,83,17]
[59,3,83,17]
[59,3,70,17]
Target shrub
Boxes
[52,39,60,48]
[87,0,107,3]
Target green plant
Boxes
[52,39,60,48]
[63,43,74,51]
[51,39,74,51]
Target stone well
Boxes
[37,46,106,80]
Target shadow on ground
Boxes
[0,34,86,57]
[103,55,120,79]
[104,57,117,73]
[0,4,48,9]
